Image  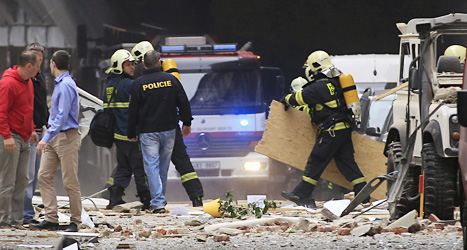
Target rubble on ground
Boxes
[0,197,463,249]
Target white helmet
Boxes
[306,50,333,74]
[106,49,134,75]
[304,66,314,82]
[290,76,308,93]
[131,41,154,63]
[444,45,466,64]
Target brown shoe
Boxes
[11,224,26,230]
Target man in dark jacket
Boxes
[131,41,203,207]
[103,49,151,210]
[23,43,49,225]
[281,50,370,206]
[128,50,192,213]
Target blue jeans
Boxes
[23,133,43,223]
[140,129,175,209]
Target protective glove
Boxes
[279,96,290,111]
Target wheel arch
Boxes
[423,120,444,157]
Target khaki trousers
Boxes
[38,129,82,223]
[0,134,30,225]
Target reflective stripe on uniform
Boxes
[107,177,114,186]
[103,102,130,108]
[114,133,128,141]
[302,176,318,185]
[351,177,366,186]
[324,100,338,108]
[315,100,338,111]
[324,122,351,131]
[285,94,292,104]
[295,92,306,106]
[181,172,199,183]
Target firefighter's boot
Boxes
[191,196,203,207]
[138,190,151,210]
[107,185,126,209]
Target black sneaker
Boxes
[192,197,203,207]
[64,222,78,232]
[152,208,166,214]
[30,220,59,231]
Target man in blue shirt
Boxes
[32,50,81,232]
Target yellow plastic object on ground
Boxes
[203,199,222,218]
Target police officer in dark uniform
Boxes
[131,41,204,207]
[281,50,370,206]
[104,49,151,210]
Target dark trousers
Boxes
[172,126,204,200]
[114,140,149,193]
[293,129,367,199]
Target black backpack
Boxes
[89,80,120,148]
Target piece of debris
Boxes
[213,234,230,242]
[350,225,372,237]
[195,233,208,242]
[112,202,143,213]
[428,213,441,222]
[321,208,340,221]
[218,228,243,236]
[185,219,203,226]
[295,218,310,231]
[386,210,417,230]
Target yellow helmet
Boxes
[290,77,308,93]
[306,50,333,74]
[444,45,466,63]
[106,49,134,75]
[131,41,154,62]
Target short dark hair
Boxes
[26,43,45,53]
[51,50,70,70]
[18,50,38,67]
[143,50,160,68]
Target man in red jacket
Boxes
[0,50,41,228]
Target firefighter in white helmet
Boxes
[131,41,155,78]
[131,42,204,207]
[289,76,311,114]
[444,45,466,64]
[280,50,370,207]
[104,49,152,210]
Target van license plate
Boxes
[193,161,220,169]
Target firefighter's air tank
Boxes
[162,59,181,81]
[339,73,361,117]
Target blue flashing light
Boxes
[213,44,237,51]
[161,45,185,53]
[240,119,249,127]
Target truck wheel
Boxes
[390,165,421,219]
[386,141,402,192]
[422,142,457,220]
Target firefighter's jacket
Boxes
[103,73,133,141]
[285,76,349,127]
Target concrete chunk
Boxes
[350,225,372,236]
[386,210,417,229]
[218,228,243,236]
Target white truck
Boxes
[383,14,465,220]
